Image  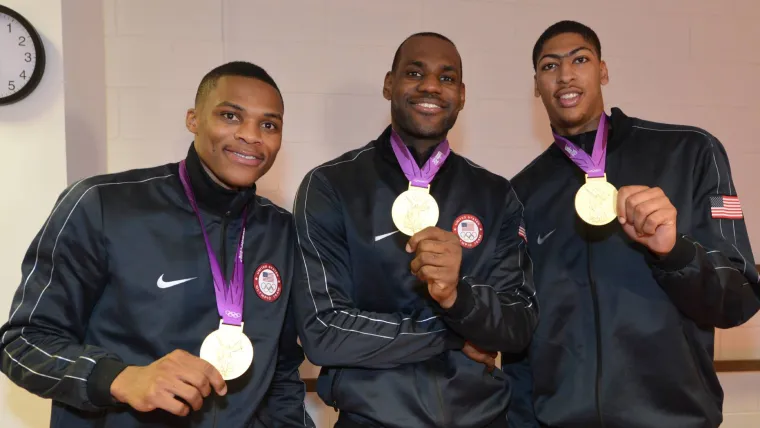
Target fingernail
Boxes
[405,244,411,253]
[618,217,625,224]
[220,386,227,396]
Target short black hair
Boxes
[532,20,601,71]
[194,61,282,106]
[391,32,460,73]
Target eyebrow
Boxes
[407,60,460,74]
[538,46,594,63]
[216,101,283,121]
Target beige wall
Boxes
[1,0,759,427]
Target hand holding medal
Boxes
[616,185,677,256]
[110,349,227,416]
[407,227,463,309]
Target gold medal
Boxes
[575,174,618,226]
[391,183,439,236]
[199,320,254,380]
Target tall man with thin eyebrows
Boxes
[290,32,538,427]
[504,20,760,428]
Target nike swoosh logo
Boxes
[374,231,399,242]
[157,274,197,289]
[537,229,556,245]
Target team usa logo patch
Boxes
[453,214,484,249]
[253,263,282,302]
[710,195,743,219]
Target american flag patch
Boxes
[518,219,527,242]
[710,195,743,219]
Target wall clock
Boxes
[0,5,46,106]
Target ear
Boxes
[186,108,199,134]
[458,82,466,111]
[383,71,393,100]
[600,60,610,86]
[534,74,540,98]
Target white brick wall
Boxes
[103,0,760,426]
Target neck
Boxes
[553,109,604,137]
[392,126,445,157]
[198,159,237,191]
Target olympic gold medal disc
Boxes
[574,174,618,226]
[391,184,439,236]
[199,320,254,381]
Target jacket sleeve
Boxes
[262,304,315,427]
[0,180,128,412]
[650,134,760,328]
[440,186,539,353]
[502,352,540,428]
[290,170,464,369]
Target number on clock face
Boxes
[0,13,36,98]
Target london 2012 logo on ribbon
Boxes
[253,263,282,302]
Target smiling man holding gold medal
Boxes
[504,21,760,428]
[0,62,313,428]
[292,32,539,428]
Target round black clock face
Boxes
[0,5,46,106]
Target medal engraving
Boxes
[575,174,618,226]
[391,185,439,236]
[200,321,254,380]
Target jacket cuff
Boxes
[87,358,129,407]
[442,278,475,321]
[649,235,696,272]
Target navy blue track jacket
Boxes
[0,144,314,427]
[504,108,760,428]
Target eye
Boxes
[261,122,279,131]
[440,75,455,82]
[541,63,557,71]
[574,56,589,64]
[406,71,422,78]
[221,112,239,122]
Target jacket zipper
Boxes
[212,210,231,428]
[587,235,605,428]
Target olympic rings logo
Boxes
[225,310,242,319]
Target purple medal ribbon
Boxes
[390,129,451,188]
[552,113,609,178]
[178,160,245,326]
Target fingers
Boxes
[618,187,673,228]
[410,252,442,274]
[616,185,650,220]
[167,379,204,411]
[177,369,212,398]
[173,350,227,396]
[406,227,453,252]
[201,360,227,396]
[155,391,191,417]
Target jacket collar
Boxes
[182,143,257,217]
[548,107,634,157]
[376,124,454,171]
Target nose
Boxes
[417,73,443,95]
[557,59,575,85]
[234,120,262,145]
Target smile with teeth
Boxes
[230,151,260,160]
[416,102,442,109]
[560,93,580,100]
